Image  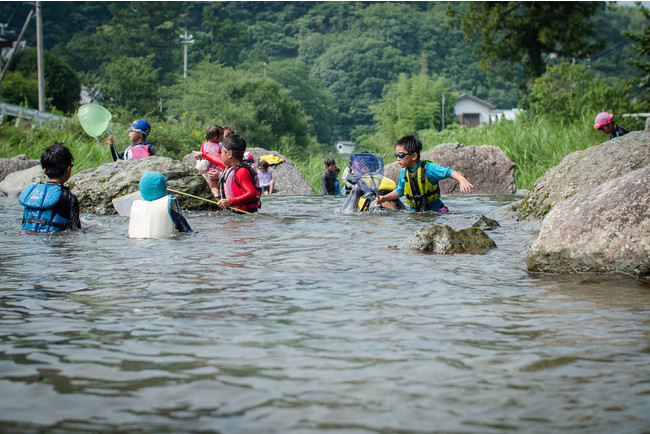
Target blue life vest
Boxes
[19,184,69,232]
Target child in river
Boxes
[195,134,261,213]
[321,158,338,195]
[128,171,193,238]
[196,125,225,197]
[375,135,473,212]
[257,160,275,195]
[107,119,156,161]
[19,142,81,232]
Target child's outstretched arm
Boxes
[376,189,399,205]
[451,171,473,193]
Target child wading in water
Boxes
[194,135,261,213]
[128,171,193,238]
[19,143,82,232]
[196,125,225,197]
[376,135,473,212]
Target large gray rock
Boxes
[183,147,314,195]
[384,142,516,194]
[68,156,214,215]
[0,155,40,182]
[0,165,48,197]
[518,131,650,220]
[399,224,497,254]
[526,167,650,278]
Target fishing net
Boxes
[350,153,384,192]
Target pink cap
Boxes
[244,151,254,161]
[594,112,614,129]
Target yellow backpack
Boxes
[259,154,285,166]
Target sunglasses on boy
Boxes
[394,152,412,159]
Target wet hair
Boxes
[258,160,269,169]
[395,135,422,157]
[324,157,336,167]
[223,126,235,137]
[222,134,246,160]
[206,125,224,142]
[41,142,73,179]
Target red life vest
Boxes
[125,144,151,160]
[219,163,262,213]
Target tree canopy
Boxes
[448,2,604,93]
[0,1,646,151]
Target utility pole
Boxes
[179,28,194,78]
[36,1,45,111]
[441,92,445,131]
[0,9,34,87]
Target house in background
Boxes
[454,93,522,128]
[335,141,355,154]
[455,93,496,128]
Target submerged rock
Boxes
[68,156,213,215]
[399,224,497,254]
[526,167,650,278]
[0,155,40,183]
[517,131,650,220]
[183,147,314,195]
[472,215,500,230]
[385,142,516,194]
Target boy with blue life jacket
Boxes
[194,134,262,213]
[375,135,473,212]
[19,143,81,232]
[128,171,193,238]
[107,119,156,161]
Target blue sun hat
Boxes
[130,119,151,137]
[139,171,167,201]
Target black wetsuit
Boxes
[47,182,81,230]
[610,125,628,139]
[170,209,193,233]
[321,170,338,195]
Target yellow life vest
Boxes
[128,195,179,238]
[403,160,440,211]
[259,154,285,166]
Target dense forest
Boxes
[0,1,647,155]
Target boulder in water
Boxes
[526,166,650,278]
[183,147,314,195]
[399,224,497,254]
[517,131,650,220]
[472,215,500,231]
[385,142,516,194]
[0,165,47,197]
[68,156,213,215]
[0,155,40,183]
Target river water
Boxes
[0,194,648,432]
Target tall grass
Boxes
[414,114,608,190]
[0,121,109,175]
